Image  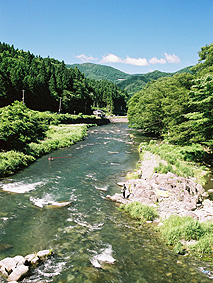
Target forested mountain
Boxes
[67,63,131,83]
[117,70,173,95]
[68,63,193,95]
[0,43,129,115]
[128,43,213,150]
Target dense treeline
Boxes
[0,42,128,115]
[128,43,213,151]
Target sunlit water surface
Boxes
[0,123,212,282]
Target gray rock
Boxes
[7,264,29,282]
[13,255,26,266]
[0,257,17,274]
[37,249,52,260]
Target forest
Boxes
[0,42,212,153]
[128,43,213,151]
[0,42,129,115]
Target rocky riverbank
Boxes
[107,152,213,222]
[0,250,52,282]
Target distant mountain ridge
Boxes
[67,63,193,95]
[66,63,131,83]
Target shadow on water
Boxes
[0,123,212,282]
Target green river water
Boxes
[0,123,212,282]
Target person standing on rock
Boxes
[121,184,127,198]
[138,170,142,179]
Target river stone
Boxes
[45,201,71,209]
[37,249,52,260]
[0,257,17,273]
[13,255,26,266]
[25,253,36,263]
[7,264,29,282]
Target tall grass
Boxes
[120,202,158,222]
[159,215,213,258]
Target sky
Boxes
[0,0,212,74]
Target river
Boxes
[0,123,212,282]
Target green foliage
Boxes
[159,215,213,258]
[173,241,185,255]
[0,101,48,150]
[140,141,208,183]
[191,43,213,75]
[120,202,158,221]
[67,62,131,83]
[0,150,35,176]
[0,42,128,115]
[189,234,213,257]
[117,70,174,95]
[0,124,88,177]
[69,62,193,96]
[127,43,213,151]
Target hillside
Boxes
[66,63,131,83]
[0,42,128,115]
[67,63,193,95]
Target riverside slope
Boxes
[107,151,213,222]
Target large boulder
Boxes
[7,265,29,282]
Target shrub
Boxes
[0,101,48,150]
[0,151,35,176]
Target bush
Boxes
[0,151,35,176]
[0,101,49,150]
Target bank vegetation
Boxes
[0,101,99,177]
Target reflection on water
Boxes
[0,124,212,282]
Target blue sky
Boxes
[0,0,212,74]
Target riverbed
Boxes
[0,123,212,282]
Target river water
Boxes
[0,123,212,282]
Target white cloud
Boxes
[123,56,148,66]
[149,57,166,64]
[100,54,122,63]
[100,54,148,66]
[76,52,181,67]
[164,53,180,64]
[76,54,98,62]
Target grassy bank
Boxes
[139,140,210,185]
[119,201,213,260]
[119,139,212,260]
[120,201,158,222]
[0,124,89,178]
[159,215,213,260]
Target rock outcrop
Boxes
[0,250,52,282]
[107,151,213,222]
